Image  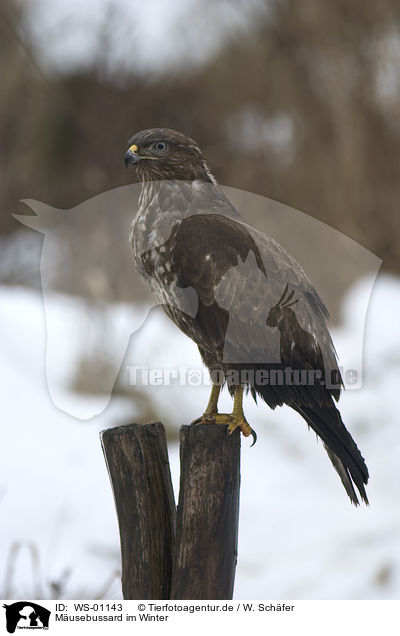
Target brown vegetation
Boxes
[2,0,400,284]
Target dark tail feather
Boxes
[323,445,362,505]
[292,402,369,506]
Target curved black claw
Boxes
[250,428,257,447]
[224,424,257,446]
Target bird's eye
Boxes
[153,141,167,152]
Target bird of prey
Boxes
[124,128,369,505]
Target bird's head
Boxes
[124,128,215,182]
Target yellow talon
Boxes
[227,418,252,438]
[192,384,257,445]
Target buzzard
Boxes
[125,128,369,505]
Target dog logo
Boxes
[2,602,50,633]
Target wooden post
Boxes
[101,422,241,599]
[170,424,241,599]
[100,423,176,600]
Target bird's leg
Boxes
[204,382,222,416]
[191,382,221,425]
[227,386,256,445]
[192,384,257,446]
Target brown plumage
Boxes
[125,128,369,505]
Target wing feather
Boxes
[165,213,340,394]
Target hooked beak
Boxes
[124,148,141,167]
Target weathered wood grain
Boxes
[170,424,241,599]
[100,423,176,599]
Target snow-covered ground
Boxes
[0,275,399,599]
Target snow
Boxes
[0,275,399,599]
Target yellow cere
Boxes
[129,144,139,153]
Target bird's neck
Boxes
[138,177,229,216]
[139,157,217,185]
[138,179,157,211]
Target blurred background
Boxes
[0,0,400,600]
